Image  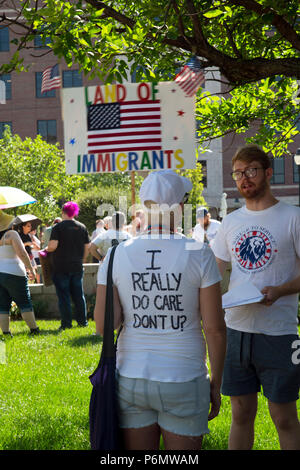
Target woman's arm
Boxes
[199,281,226,420]
[31,235,41,251]
[9,231,36,277]
[94,284,123,335]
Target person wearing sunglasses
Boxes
[212,144,300,450]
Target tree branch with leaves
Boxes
[0,0,299,155]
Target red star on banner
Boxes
[177,110,185,116]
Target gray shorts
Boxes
[222,327,300,404]
[116,373,210,437]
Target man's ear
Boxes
[265,166,273,181]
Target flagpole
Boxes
[131,171,136,235]
[58,62,63,115]
[57,62,65,150]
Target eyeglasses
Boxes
[231,167,264,181]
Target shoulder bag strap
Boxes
[101,245,118,358]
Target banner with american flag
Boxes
[87,100,162,154]
[41,64,61,94]
[62,82,196,174]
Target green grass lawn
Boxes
[0,319,299,450]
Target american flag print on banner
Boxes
[41,64,61,94]
[174,56,205,97]
[62,82,197,174]
[87,100,162,154]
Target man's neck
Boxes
[245,191,278,211]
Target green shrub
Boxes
[76,185,133,233]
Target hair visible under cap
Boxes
[62,201,80,218]
[232,144,271,170]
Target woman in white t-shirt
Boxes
[94,170,226,451]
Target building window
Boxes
[0,74,11,99]
[0,27,9,52]
[34,35,51,48]
[62,70,82,88]
[0,122,12,138]
[199,160,207,187]
[35,72,56,98]
[37,120,57,144]
[293,159,300,184]
[270,157,285,184]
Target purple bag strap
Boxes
[101,245,118,358]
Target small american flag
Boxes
[174,56,205,97]
[87,100,162,154]
[41,64,61,94]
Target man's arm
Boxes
[215,257,229,277]
[83,243,90,263]
[261,275,300,306]
[89,242,103,261]
[46,239,58,253]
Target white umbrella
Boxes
[0,186,36,210]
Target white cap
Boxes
[139,170,192,206]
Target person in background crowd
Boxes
[89,211,131,261]
[212,144,300,450]
[16,221,37,280]
[193,207,221,246]
[126,209,147,236]
[91,219,105,242]
[30,228,41,283]
[103,215,112,230]
[0,210,39,336]
[94,170,226,450]
[42,217,62,248]
[43,202,89,331]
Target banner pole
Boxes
[131,171,136,235]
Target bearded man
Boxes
[212,144,300,450]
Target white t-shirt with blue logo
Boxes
[97,234,221,382]
[212,201,300,335]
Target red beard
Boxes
[238,178,268,200]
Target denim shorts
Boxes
[222,327,300,404]
[116,372,210,436]
[0,272,33,314]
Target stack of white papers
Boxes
[222,282,264,309]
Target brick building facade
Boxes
[0,20,103,146]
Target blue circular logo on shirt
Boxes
[234,229,274,271]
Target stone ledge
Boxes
[29,263,99,318]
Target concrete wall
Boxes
[29,263,99,318]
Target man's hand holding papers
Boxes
[222,282,264,309]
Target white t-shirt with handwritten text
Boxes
[97,234,221,382]
[212,201,300,335]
